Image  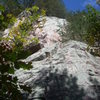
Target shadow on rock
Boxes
[22,67,100,100]
[85,77,100,100]
[29,67,85,100]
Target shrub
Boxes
[62,5,100,46]
[62,11,87,42]
[0,5,46,99]
[0,5,16,31]
[0,40,32,100]
[84,5,100,46]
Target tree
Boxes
[35,0,67,18]
[62,5,100,46]
[0,0,67,18]
[85,5,100,46]
[18,0,35,9]
[0,0,22,16]
[63,10,87,41]
[0,4,16,31]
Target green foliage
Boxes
[20,19,32,34]
[0,5,46,99]
[0,0,22,16]
[0,40,32,100]
[18,0,35,9]
[0,0,38,16]
[35,0,67,18]
[32,37,39,44]
[0,5,16,31]
[62,11,87,41]
[0,4,5,12]
[0,73,22,100]
[84,5,100,46]
[0,0,66,18]
[20,5,45,31]
[63,5,100,46]
[7,5,45,46]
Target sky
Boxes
[63,0,100,11]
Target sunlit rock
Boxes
[15,40,100,99]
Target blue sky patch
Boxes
[63,0,100,11]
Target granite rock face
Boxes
[15,40,100,100]
[3,16,67,54]
[34,16,67,47]
[4,14,99,100]
[3,12,100,99]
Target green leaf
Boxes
[32,6,39,12]
[0,5,5,12]
[0,15,4,20]
[15,61,32,70]
[8,67,14,74]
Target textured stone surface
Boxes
[15,40,100,99]
[4,15,100,99]
[32,16,67,47]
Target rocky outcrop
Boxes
[15,40,100,100]
[3,16,67,54]
[3,15,100,99]
[33,16,67,47]
[4,14,100,99]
